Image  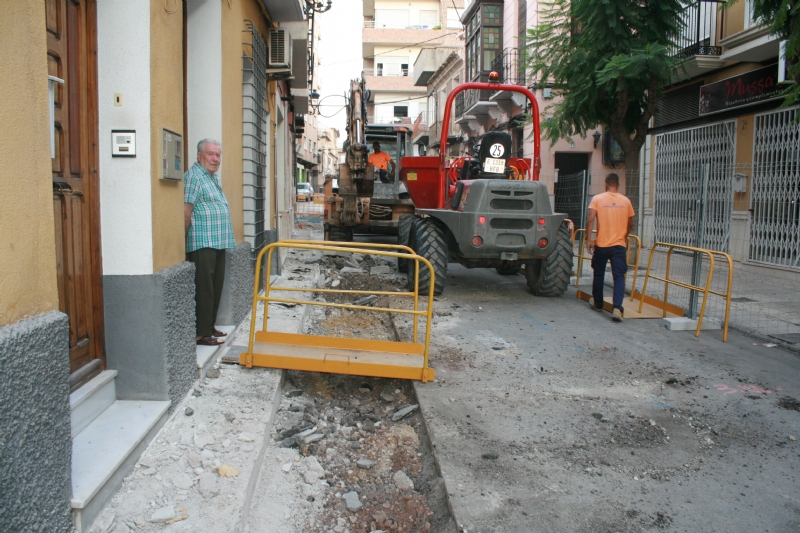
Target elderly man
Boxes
[184,139,235,345]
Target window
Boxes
[375,9,409,28]
[465,3,503,81]
[401,63,409,76]
[419,10,438,28]
[377,63,384,76]
[393,106,408,118]
[744,0,759,29]
[447,8,461,28]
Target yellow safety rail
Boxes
[637,242,733,342]
[572,229,641,297]
[243,240,436,381]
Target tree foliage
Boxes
[725,0,800,109]
[525,0,686,166]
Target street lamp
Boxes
[593,130,602,148]
[304,0,332,113]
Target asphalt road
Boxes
[410,263,800,533]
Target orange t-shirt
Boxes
[588,191,635,248]
[368,151,393,170]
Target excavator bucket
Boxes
[240,240,436,382]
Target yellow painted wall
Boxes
[722,1,746,39]
[0,3,59,326]
[150,0,186,272]
[220,0,270,244]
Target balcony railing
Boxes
[455,86,492,118]
[374,66,411,77]
[364,20,440,30]
[671,1,722,59]
[367,115,413,125]
[491,48,527,86]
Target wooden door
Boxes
[47,0,105,382]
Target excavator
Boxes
[323,75,415,241]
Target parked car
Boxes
[296,182,312,202]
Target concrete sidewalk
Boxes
[87,228,326,533]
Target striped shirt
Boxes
[184,162,235,253]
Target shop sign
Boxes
[699,65,782,115]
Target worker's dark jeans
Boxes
[378,169,390,183]
[591,245,627,312]
[188,248,226,337]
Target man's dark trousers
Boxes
[188,248,226,337]
[591,245,627,312]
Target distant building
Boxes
[412,46,464,157]
[362,0,463,131]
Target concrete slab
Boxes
[662,316,721,331]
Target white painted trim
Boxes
[97,2,154,276]
[186,0,223,180]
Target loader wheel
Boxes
[328,226,353,242]
[397,214,414,273]
[525,224,572,296]
[495,265,521,275]
[407,217,447,296]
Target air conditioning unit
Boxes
[269,28,292,69]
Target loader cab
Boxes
[366,124,411,199]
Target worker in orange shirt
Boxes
[368,141,396,183]
[586,173,635,322]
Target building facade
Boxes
[412,46,465,157]
[427,0,626,226]
[0,1,308,531]
[362,0,463,138]
[642,0,799,270]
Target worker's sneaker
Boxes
[588,298,602,312]
[612,308,623,322]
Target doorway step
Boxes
[69,370,170,532]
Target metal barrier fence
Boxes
[243,240,436,382]
[638,243,733,341]
[295,193,325,216]
[572,229,641,293]
[587,151,799,349]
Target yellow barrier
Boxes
[637,242,733,342]
[244,240,436,381]
[572,229,641,297]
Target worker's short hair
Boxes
[605,173,620,186]
[372,141,380,146]
[197,138,221,153]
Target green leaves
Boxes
[525,0,685,148]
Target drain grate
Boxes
[730,297,758,303]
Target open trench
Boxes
[267,251,457,533]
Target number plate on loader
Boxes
[483,157,505,174]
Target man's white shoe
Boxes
[588,298,602,312]
[612,308,623,322]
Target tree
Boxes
[526,0,686,230]
[725,0,800,109]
